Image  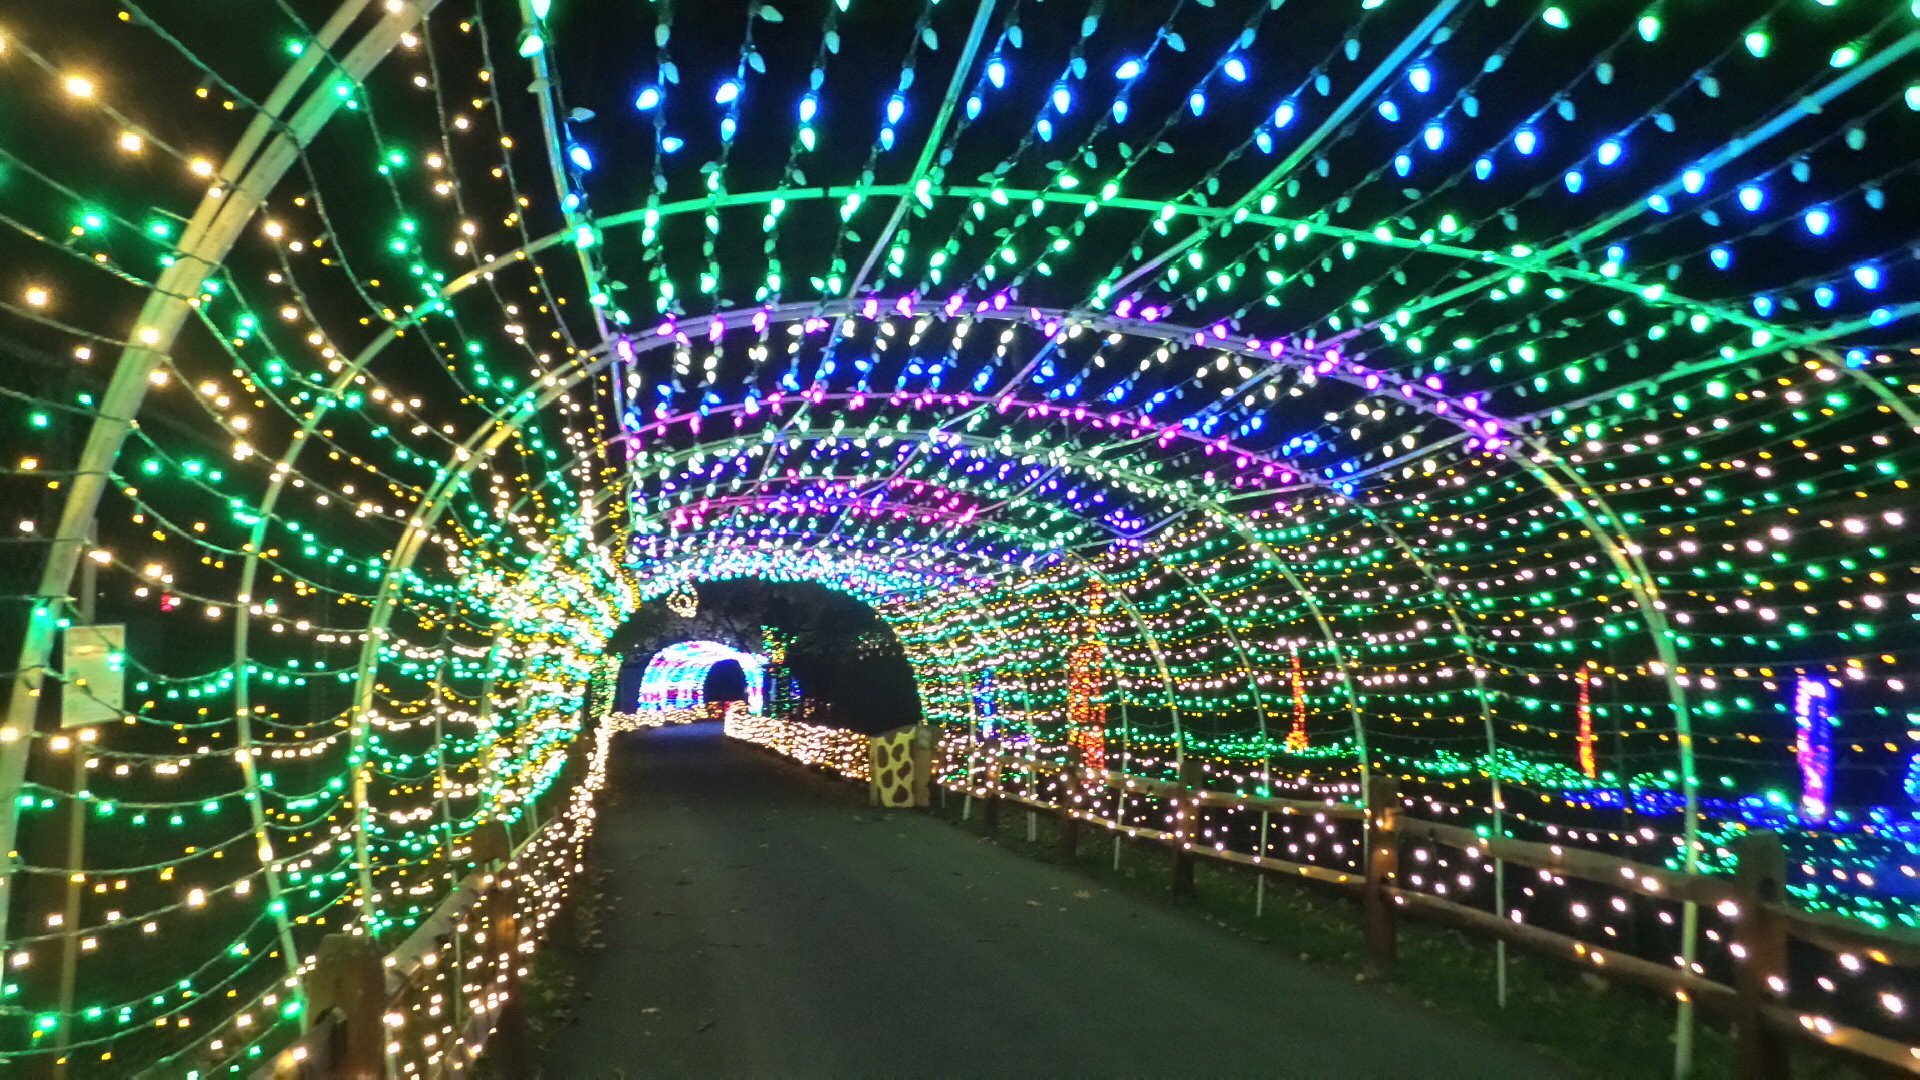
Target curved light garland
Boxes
[0,1,1912,1073]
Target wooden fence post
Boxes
[911,723,937,808]
[1362,775,1400,978]
[1056,766,1081,861]
[306,933,385,1079]
[980,754,1002,837]
[1731,831,1791,1080]
[1171,758,1203,898]
[469,820,511,869]
[1169,795,1197,897]
[482,884,534,1077]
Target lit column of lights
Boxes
[1576,664,1596,781]
[1287,653,1309,754]
[1795,676,1836,827]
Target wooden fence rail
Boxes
[242,813,575,1079]
[254,728,1920,1078]
[944,747,1920,1078]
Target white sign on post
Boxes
[61,624,126,729]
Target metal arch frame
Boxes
[324,399,1235,861]
[0,0,446,964]
[604,411,1463,745]
[22,160,1863,710]
[365,381,1373,664]
[331,427,1198,930]
[515,416,1355,736]
[478,438,1200,759]
[604,400,1512,808]
[623,491,1194,739]
[455,407,1374,860]
[246,272,1621,862]
[610,399,1505,819]
[14,157,1836,1014]
[182,166,1861,676]
[22,231,1712,972]
[232,180,1874,862]
[329,348,1373,858]
[0,21,1887,1066]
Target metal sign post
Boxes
[51,544,119,1074]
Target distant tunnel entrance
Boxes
[637,640,769,716]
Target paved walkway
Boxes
[546,723,1559,1078]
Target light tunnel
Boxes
[0,0,1915,1073]
[635,640,767,716]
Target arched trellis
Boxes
[264,271,1706,744]
[595,393,1509,801]
[493,394,1485,892]
[317,355,1558,992]
[0,8,1908,1077]
[63,177,1876,899]
[331,410,1211,888]
[14,113,1910,910]
[14,66,1890,1010]
[8,233,1745,997]
[497,437,1204,757]
[200,272,1699,930]
[306,384,1278,905]
[0,0,447,955]
[356,384,1365,755]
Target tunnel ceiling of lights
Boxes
[0,0,1916,1070]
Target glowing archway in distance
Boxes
[638,640,769,716]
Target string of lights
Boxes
[0,0,1914,1073]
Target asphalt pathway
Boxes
[544,722,1559,1078]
